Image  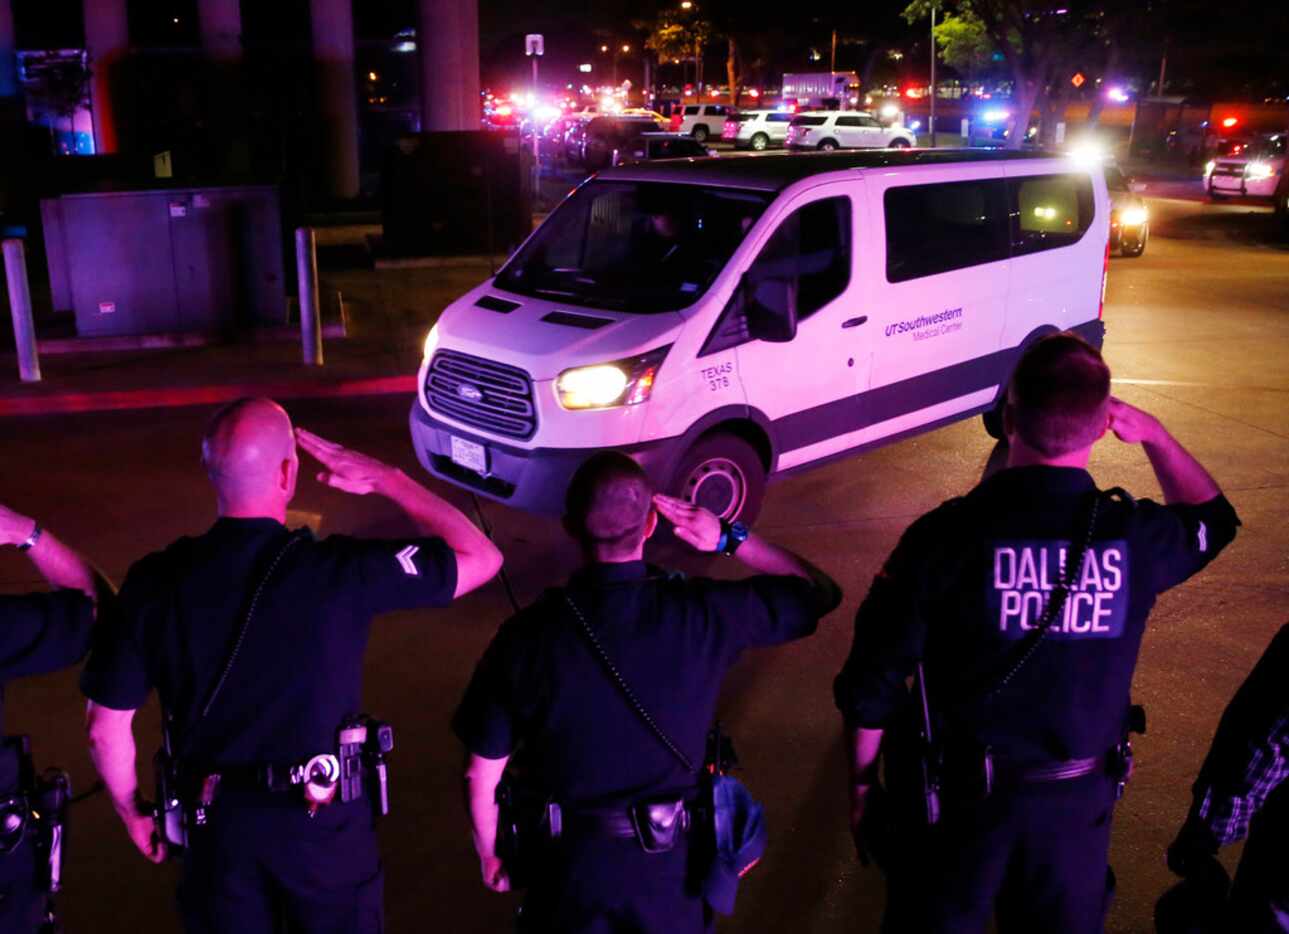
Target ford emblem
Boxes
[457,383,484,403]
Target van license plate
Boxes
[450,437,487,474]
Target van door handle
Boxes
[842,316,868,329]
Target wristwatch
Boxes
[18,523,42,553]
[717,520,750,557]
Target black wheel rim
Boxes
[681,457,747,521]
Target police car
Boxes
[409,150,1110,523]
[1206,133,1287,202]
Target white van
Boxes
[409,150,1110,522]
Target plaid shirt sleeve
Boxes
[1191,625,1289,847]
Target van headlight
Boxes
[422,323,441,361]
[1245,161,1274,180]
[1120,205,1148,227]
[1204,160,1216,177]
[556,345,671,410]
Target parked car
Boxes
[581,116,666,168]
[785,111,916,151]
[1105,163,1148,257]
[722,110,795,150]
[671,104,730,142]
[621,133,713,163]
[1206,133,1287,202]
[410,149,1109,522]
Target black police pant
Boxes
[0,838,48,933]
[179,795,383,934]
[518,835,711,934]
[883,775,1117,934]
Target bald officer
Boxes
[81,398,502,934]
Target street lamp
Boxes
[681,1,693,8]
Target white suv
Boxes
[1206,134,1287,202]
[721,110,795,150]
[672,104,730,143]
[786,111,916,151]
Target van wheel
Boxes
[670,435,766,525]
[889,138,911,148]
[983,397,1005,440]
[693,125,710,143]
[818,139,839,152]
[751,133,769,151]
[1208,185,1227,201]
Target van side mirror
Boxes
[742,271,798,343]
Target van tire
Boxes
[818,139,839,152]
[693,125,710,143]
[983,397,1005,439]
[669,434,766,526]
[1207,185,1227,201]
[889,138,911,148]
[751,133,770,151]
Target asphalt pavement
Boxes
[1,193,1287,933]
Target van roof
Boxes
[598,148,1065,192]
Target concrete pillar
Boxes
[416,0,481,132]
[84,0,128,154]
[309,0,359,199]
[0,0,18,101]
[198,0,242,63]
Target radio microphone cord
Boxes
[471,493,522,614]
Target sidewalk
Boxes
[0,336,424,416]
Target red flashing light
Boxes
[1221,116,1239,128]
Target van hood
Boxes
[432,280,688,381]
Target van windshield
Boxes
[495,180,772,313]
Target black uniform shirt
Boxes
[453,561,833,806]
[834,466,1240,763]
[0,590,94,790]
[80,518,456,767]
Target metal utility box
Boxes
[41,185,286,337]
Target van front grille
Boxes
[425,350,537,440]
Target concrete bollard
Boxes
[295,227,323,366]
[2,239,41,383]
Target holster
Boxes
[153,747,187,855]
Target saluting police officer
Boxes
[0,502,105,931]
[80,397,502,933]
[453,452,841,933]
[834,334,1240,933]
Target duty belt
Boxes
[1002,755,1106,784]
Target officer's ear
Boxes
[642,508,659,542]
[280,455,298,498]
[1001,400,1016,441]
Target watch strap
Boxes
[18,523,42,553]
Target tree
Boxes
[904,0,1109,148]
[643,8,713,93]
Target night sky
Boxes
[9,0,1289,97]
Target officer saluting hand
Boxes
[81,398,501,933]
[0,503,107,932]
[834,335,1240,934]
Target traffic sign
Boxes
[1070,72,1085,88]
[525,34,544,57]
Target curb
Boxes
[0,374,417,417]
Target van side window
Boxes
[1009,173,1095,255]
[685,105,700,115]
[884,179,1009,283]
[701,197,852,355]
